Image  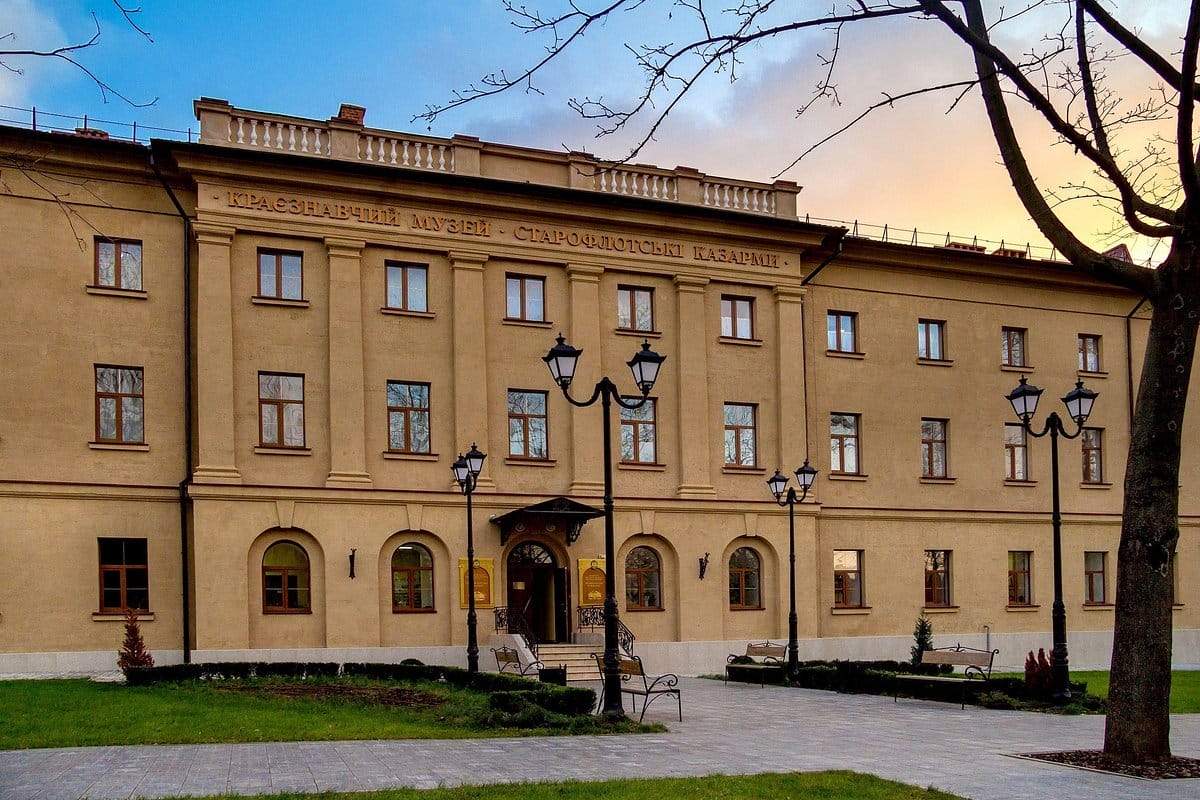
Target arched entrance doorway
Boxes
[507,541,569,643]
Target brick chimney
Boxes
[74,127,110,139]
[334,104,366,126]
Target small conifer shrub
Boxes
[910,613,934,664]
[117,606,154,676]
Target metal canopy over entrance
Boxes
[490,496,603,546]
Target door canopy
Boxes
[490,496,603,545]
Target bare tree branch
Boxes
[1080,0,1200,95]
[1177,2,1200,204]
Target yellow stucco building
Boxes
[0,99,1194,675]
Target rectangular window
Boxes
[1008,551,1033,605]
[921,418,949,478]
[1001,327,1027,367]
[387,381,431,454]
[508,390,549,459]
[720,296,755,339]
[830,413,860,474]
[506,274,545,322]
[94,238,143,290]
[617,286,654,332]
[98,537,148,612]
[723,403,757,467]
[620,398,657,464]
[1082,427,1104,483]
[1085,551,1107,603]
[833,550,863,608]
[924,550,952,607]
[258,249,303,300]
[259,372,305,448]
[385,262,428,312]
[1078,334,1102,372]
[918,319,946,360]
[1005,423,1028,480]
[94,365,144,444]
[827,311,858,353]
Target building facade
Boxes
[0,99,1195,675]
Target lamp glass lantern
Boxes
[542,334,582,390]
[794,460,817,492]
[1006,376,1044,422]
[767,470,790,502]
[627,340,666,394]
[1062,381,1098,426]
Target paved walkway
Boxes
[2,677,1198,800]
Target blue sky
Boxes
[2,1,1188,263]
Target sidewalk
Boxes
[2,676,1197,799]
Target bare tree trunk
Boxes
[1105,239,1198,763]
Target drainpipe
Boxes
[1125,296,1148,440]
[150,150,194,664]
[800,228,847,287]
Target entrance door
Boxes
[507,542,566,643]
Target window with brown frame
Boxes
[1005,423,1028,480]
[1078,334,1102,372]
[1001,326,1027,367]
[921,418,949,478]
[98,537,148,612]
[391,543,434,612]
[617,285,654,332]
[507,390,549,458]
[833,550,863,608]
[94,238,143,290]
[720,295,755,339]
[262,540,311,613]
[729,546,762,609]
[827,311,858,353]
[505,274,545,321]
[924,549,952,606]
[625,546,662,610]
[257,249,303,300]
[259,372,305,448]
[620,398,657,463]
[1082,427,1104,483]
[723,403,757,467]
[830,413,860,474]
[1008,551,1033,605]
[1085,551,1107,604]
[918,319,947,360]
[387,381,431,454]
[95,365,144,444]
[385,262,429,312]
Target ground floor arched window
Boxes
[262,540,311,613]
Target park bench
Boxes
[725,641,787,686]
[893,644,999,709]
[492,646,543,677]
[592,652,682,722]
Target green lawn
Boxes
[0,677,648,750]
[994,670,1200,713]
[191,772,962,800]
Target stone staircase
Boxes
[536,643,602,682]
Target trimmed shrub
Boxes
[117,608,154,677]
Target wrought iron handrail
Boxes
[494,604,539,659]
[577,605,636,655]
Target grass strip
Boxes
[993,670,1200,713]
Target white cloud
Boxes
[0,0,70,109]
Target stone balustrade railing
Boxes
[194,98,798,218]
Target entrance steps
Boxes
[536,643,601,682]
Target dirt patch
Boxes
[1020,750,1200,780]
[216,682,446,709]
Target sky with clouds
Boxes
[2,1,1189,264]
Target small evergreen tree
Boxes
[117,606,154,676]
[910,613,934,664]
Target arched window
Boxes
[392,543,434,612]
[625,546,662,610]
[729,547,762,609]
[262,541,310,613]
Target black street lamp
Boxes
[543,333,666,717]
[767,461,818,682]
[1006,376,1098,702]
[452,443,487,673]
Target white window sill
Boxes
[252,296,310,308]
[89,442,150,452]
[86,286,147,300]
[382,451,439,461]
[93,612,155,622]
[254,446,312,456]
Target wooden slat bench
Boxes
[492,646,543,677]
[592,653,682,722]
[725,641,786,687]
[893,645,999,708]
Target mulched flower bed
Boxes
[1020,750,1200,780]
[216,683,446,709]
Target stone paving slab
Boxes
[1,677,1197,799]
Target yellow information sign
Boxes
[458,558,495,609]
[578,558,606,607]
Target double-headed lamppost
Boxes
[1006,376,1098,702]
[452,443,487,673]
[542,333,666,717]
[767,461,818,682]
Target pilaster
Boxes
[325,237,372,487]
[774,286,808,474]
[192,222,241,483]
[451,250,496,490]
[674,275,716,497]
[567,264,604,495]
